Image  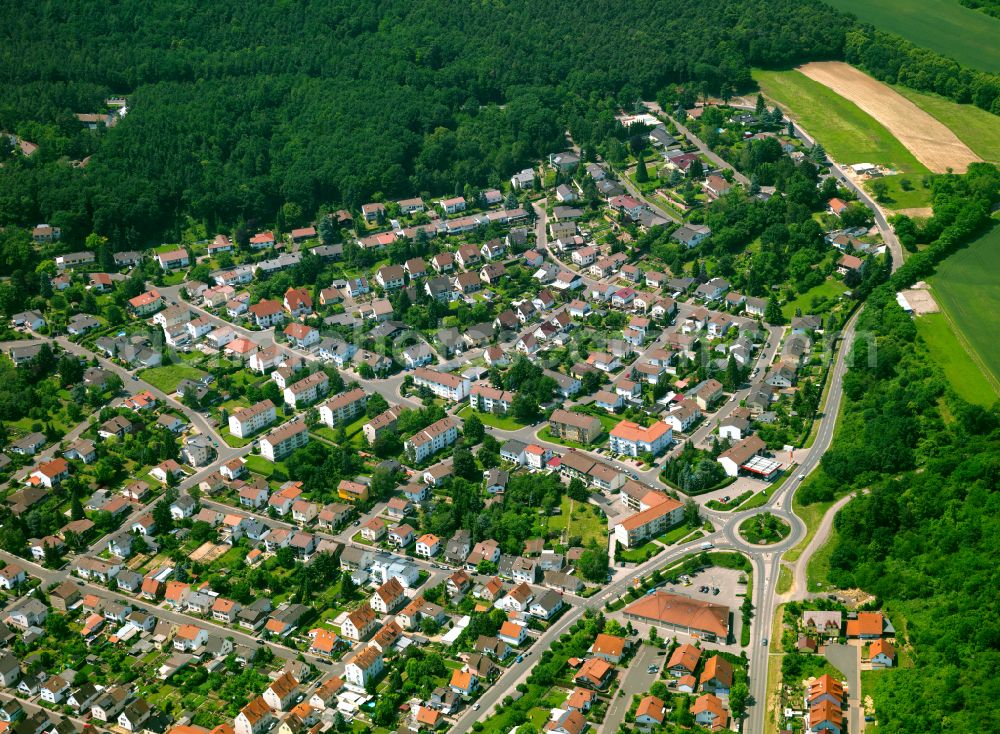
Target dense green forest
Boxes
[0,0,848,247]
[797,165,1000,733]
[2,1,997,251]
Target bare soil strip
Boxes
[798,61,982,173]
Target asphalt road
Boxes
[824,643,861,734]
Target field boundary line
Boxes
[926,286,1000,396]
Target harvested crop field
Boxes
[798,62,982,173]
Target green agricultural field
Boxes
[753,69,929,174]
[891,85,1000,164]
[928,224,1000,399]
[138,363,208,393]
[915,313,998,406]
[824,0,1000,73]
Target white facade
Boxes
[228,401,277,438]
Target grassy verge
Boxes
[776,565,792,595]
[735,490,770,511]
[706,490,752,512]
[806,526,838,594]
[753,68,929,174]
[783,494,837,564]
[764,645,784,734]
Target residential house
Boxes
[573,657,614,690]
[343,646,383,689]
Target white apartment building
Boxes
[469,384,515,414]
[404,416,461,463]
[319,387,368,427]
[260,422,309,461]
[228,400,277,438]
[283,371,329,408]
[412,367,470,402]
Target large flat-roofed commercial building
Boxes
[623,591,730,642]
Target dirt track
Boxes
[798,61,982,173]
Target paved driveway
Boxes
[824,643,861,733]
[601,643,661,733]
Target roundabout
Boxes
[737,511,793,546]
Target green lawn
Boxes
[753,69,929,173]
[618,540,662,563]
[221,431,253,448]
[456,404,528,431]
[929,224,1000,398]
[545,496,608,548]
[865,174,934,211]
[139,363,208,393]
[915,313,998,406]
[782,277,848,320]
[537,426,594,450]
[571,405,621,433]
[735,490,770,511]
[891,85,1000,164]
[244,454,275,477]
[824,0,1000,73]
[313,413,369,447]
[656,522,698,545]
